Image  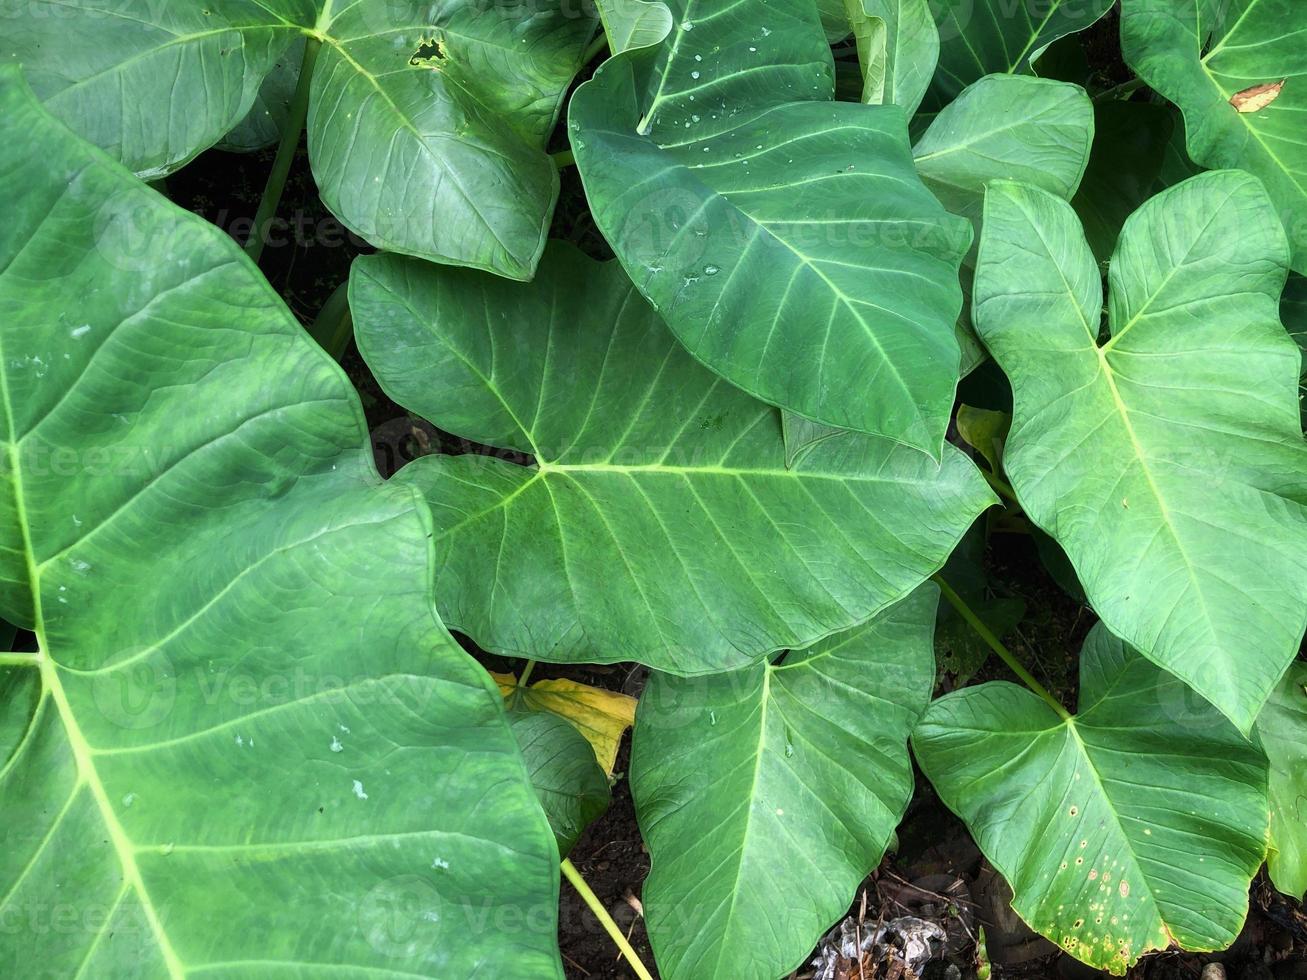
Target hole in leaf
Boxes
[410,35,448,68]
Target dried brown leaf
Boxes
[1231,79,1286,113]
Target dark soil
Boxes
[155,21,1306,977]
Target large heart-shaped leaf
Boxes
[972,175,1307,733]
[928,0,1114,105]
[0,67,561,976]
[1257,662,1307,899]
[307,0,595,277]
[913,74,1093,225]
[351,244,993,674]
[1121,0,1307,273]
[4,0,596,278]
[569,0,973,453]
[3,1,296,179]
[914,624,1270,975]
[633,587,938,980]
[916,72,1093,378]
[779,72,1093,464]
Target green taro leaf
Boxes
[569,0,973,453]
[955,403,1009,475]
[307,0,595,278]
[913,73,1094,225]
[845,0,940,115]
[928,0,1114,105]
[507,711,611,856]
[911,73,1093,380]
[817,0,856,40]
[973,175,1307,733]
[1257,662,1307,899]
[1122,0,1307,274]
[4,0,597,279]
[350,244,994,674]
[914,624,1270,974]
[218,34,307,153]
[843,0,891,105]
[633,587,938,980]
[780,411,844,469]
[595,0,675,54]
[3,1,296,180]
[0,68,562,977]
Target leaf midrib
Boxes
[1062,719,1175,946]
[0,333,184,974]
[700,667,769,980]
[431,455,944,545]
[1009,191,1221,674]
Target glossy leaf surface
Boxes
[973,175,1307,732]
[507,711,611,856]
[913,74,1093,224]
[915,625,1269,974]
[911,73,1093,383]
[218,35,306,152]
[1257,662,1307,899]
[4,0,296,179]
[351,245,994,674]
[308,0,595,278]
[0,68,561,976]
[847,0,938,114]
[569,0,973,452]
[595,0,674,53]
[4,0,596,278]
[633,588,937,980]
[1122,0,1307,273]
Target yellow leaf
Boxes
[491,671,637,776]
[1230,79,1285,113]
[956,404,1010,474]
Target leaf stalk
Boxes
[583,33,609,65]
[245,37,322,264]
[561,858,655,980]
[307,280,353,360]
[932,574,1071,721]
[1093,77,1147,103]
[980,468,1020,508]
[510,659,537,710]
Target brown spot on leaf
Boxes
[1231,79,1286,113]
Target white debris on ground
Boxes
[810,914,950,980]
